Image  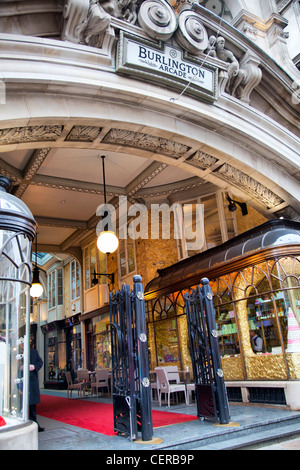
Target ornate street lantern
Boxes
[0,175,37,449]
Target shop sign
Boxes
[116,32,218,103]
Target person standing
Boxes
[250,330,263,353]
[29,348,44,432]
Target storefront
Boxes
[41,313,82,388]
[80,305,112,372]
[145,220,300,408]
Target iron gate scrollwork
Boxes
[110,275,153,441]
[185,278,230,425]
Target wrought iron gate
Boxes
[185,278,230,425]
[110,275,153,441]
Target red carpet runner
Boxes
[37,395,197,436]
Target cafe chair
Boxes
[186,383,195,405]
[151,370,160,401]
[65,371,85,399]
[155,367,187,407]
[77,369,91,395]
[91,368,110,397]
[162,365,180,383]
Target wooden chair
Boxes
[65,371,85,399]
[77,369,91,395]
[91,368,110,397]
[155,367,187,407]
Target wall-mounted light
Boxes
[30,234,44,298]
[92,270,115,286]
[227,195,248,216]
[96,156,119,254]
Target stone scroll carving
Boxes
[138,0,177,41]
[175,9,209,54]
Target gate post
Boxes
[110,276,153,441]
[201,278,231,425]
[185,278,231,425]
[133,275,153,441]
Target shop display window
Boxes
[70,324,82,372]
[155,317,180,366]
[45,330,67,382]
[92,315,112,369]
[212,277,240,356]
[146,254,300,381]
[247,292,282,354]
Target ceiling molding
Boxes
[35,216,88,229]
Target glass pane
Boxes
[90,246,96,279]
[119,239,126,277]
[0,281,30,427]
[46,330,66,382]
[202,194,222,249]
[70,325,82,371]
[215,302,239,356]
[127,239,135,273]
[84,248,90,290]
[57,269,63,305]
[223,192,235,240]
[182,200,198,257]
[93,315,111,369]
[155,317,180,366]
[247,292,282,354]
[274,289,300,354]
[271,258,300,327]
[76,263,80,298]
[98,250,106,285]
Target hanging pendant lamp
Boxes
[30,234,44,298]
[97,156,119,254]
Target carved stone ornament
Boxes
[62,0,90,43]
[62,0,115,47]
[175,9,209,55]
[62,0,262,101]
[138,0,177,41]
[211,35,262,101]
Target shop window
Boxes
[69,324,82,372]
[71,260,81,300]
[92,315,112,369]
[271,257,300,330]
[84,243,106,290]
[153,296,175,321]
[233,266,284,355]
[247,291,283,354]
[48,268,63,309]
[45,329,66,383]
[177,192,236,259]
[155,317,180,366]
[119,238,136,279]
[150,295,181,367]
[212,278,240,356]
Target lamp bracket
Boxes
[92,270,114,285]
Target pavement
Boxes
[37,389,300,451]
